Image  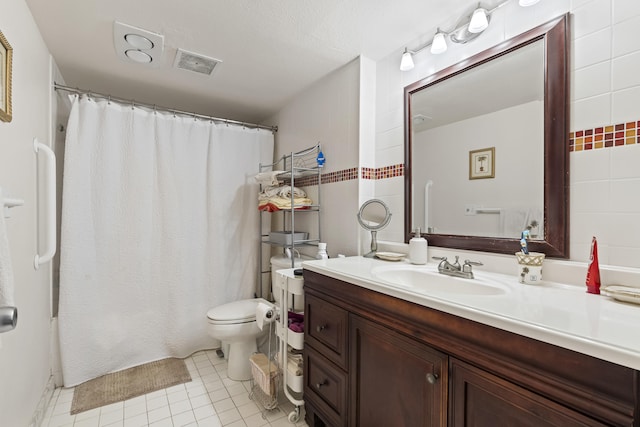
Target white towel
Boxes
[0,212,15,307]
[255,171,284,186]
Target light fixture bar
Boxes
[400,0,513,70]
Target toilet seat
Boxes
[207,298,267,325]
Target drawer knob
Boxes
[316,324,327,332]
[315,379,328,389]
[426,373,439,385]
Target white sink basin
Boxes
[371,264,510,296]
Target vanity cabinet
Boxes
[303,269,640,427]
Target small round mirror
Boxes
[357,199,392,257]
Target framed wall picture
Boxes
[469,147,495,180]
[0,29,13,123]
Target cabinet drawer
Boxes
[305,293,348,369]
[304,345,348,427]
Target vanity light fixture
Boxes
[399,0,541,70]
[430,29,448,54]
[400,48,415,71]
[468,5,489,33]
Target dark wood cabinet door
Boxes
[350,315,447,427]
[449,358,608,427]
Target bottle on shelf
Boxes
[316,242,329,260]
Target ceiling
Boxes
[24,0,475,125]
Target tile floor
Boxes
[42,350,309,427]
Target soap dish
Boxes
[375,252,406,262]
[601,285,640,305]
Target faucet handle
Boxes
[462,259,483,273]
[432,256,447,261]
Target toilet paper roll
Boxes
[256,302,275,330]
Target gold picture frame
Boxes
[0,30,13,123]
[469,147,495,180]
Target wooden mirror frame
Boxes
[404,14,569,258]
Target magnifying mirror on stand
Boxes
[357,199,392,258]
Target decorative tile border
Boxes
[570,121,640,152]
[291,164,404,186]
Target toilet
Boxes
[206,298,272,381]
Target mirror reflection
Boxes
[404,15,569,257]
[412,40,544,239]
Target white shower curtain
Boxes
[58,95,274,387]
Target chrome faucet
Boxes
[432,256,483,279]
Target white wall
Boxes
[0,1,56,425]
[374,0,640,270]
[415,101,543,237]
[266,58,362,259]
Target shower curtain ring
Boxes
[131,100,135,110]
[153,104,157,114]
[107,95,111,105]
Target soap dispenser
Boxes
[409,228,428,265]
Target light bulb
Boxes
[468,7,489,34]
[519,0,540,6]
[400,49,414,71]
[430,31,447,55]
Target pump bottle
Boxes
[409,228,428,265]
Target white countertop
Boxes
[302,256,640,371]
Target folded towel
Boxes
[258,185,307,200]
[287,358,303,376]
[255,171,284,186]
[0,213,15,307]
[258,196,313,212]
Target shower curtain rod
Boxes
[53,83,278,133]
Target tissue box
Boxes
[269,231,308,245]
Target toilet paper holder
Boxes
[0,306,17,333]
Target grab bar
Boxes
[33,138,56,270]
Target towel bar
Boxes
[33,138,56,269]
[0,186,25,218]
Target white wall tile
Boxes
[377,126,404,151]
[611,85,640,123]
[570,149,610,182]
[570,212,612,245]
[571,93,612,130]
[610,144,640,178]
[612,0,640,23]
[572,0,612,39]
[573,62,611,100]
[612,51,640,90]
[572,28,611,70]
[612,16,640,57]
[375,145,404,168]
[607,213,640,247]
[571,181,611,213]
[610,179,640,212]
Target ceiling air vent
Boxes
[173,49,222,76]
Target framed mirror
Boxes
[404,14,569,258]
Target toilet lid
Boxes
[207,298,267,323]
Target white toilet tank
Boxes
[270,254,311,310]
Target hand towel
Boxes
[255,171,284,186]
[0,213,15,307]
